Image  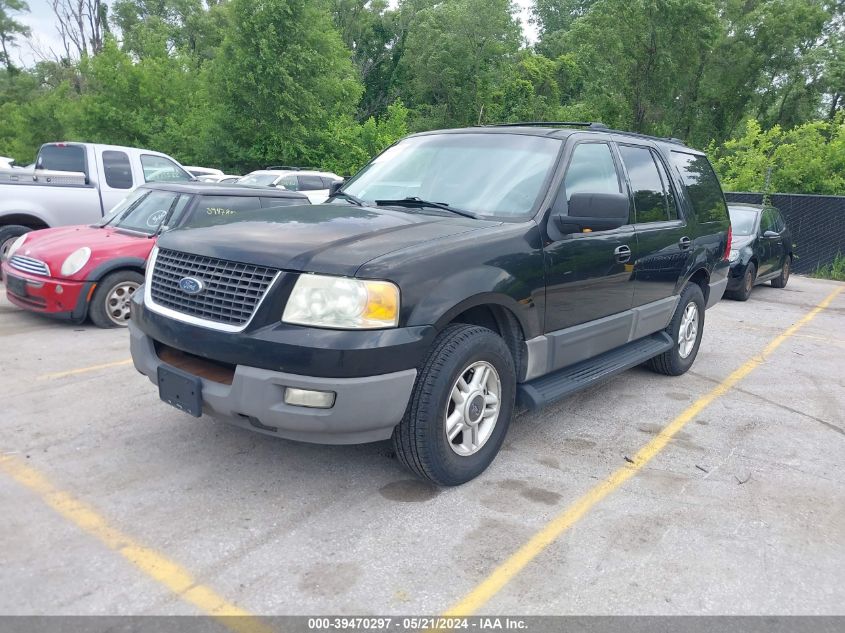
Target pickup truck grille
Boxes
[9,255,50,277]
[149,249,279,327]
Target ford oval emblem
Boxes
[178,277,204,295]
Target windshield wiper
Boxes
[328,190,365,206]
[374,197,477,219]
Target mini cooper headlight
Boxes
[729,250,740,263]
[60,247,91,277]
[282,274,400,329]
[5,234,28,259]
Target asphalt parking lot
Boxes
[1,275,844,618]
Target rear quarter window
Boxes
[670,151,728,223]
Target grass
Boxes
[811,252,845,281]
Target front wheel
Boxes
[392,324,515,486]
[88,270,144,328]
[0,225,33,263]
[727,262,756,301]
[647,283,705,376]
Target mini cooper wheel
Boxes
[392,324,515,486]
[647,283,705,376]
[771,256,791,288]
[88,270,144,328]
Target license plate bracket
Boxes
[6,275,27,297]
[157,365,202,418]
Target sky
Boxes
[13,0,539,67]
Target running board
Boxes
[517,331,674,410]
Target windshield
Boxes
[342,133,562,218]
[105,189,184,234]
[238,173,279,186]
[728,207,759,236]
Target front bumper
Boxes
[2,262,92,322]
[130,322,417,444]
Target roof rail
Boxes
[483,121,609,130]
[266,165,302,171]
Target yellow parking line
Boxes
[37,358,133,380]
[444,286,843,616]
[0,455,272,633]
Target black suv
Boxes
[129,124,731,485]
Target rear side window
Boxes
[670,151,728,223]
[563,143,621,202]
[761,208,777,233]
[298,175,325,191]
[278,175,298,190]
[321,177,338,188]
[141,154,192,183]
[772,208,786,232]
[619,145,669,223]
[37,144,86,174]
[102,150,133,189]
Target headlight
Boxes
[729,250,739,263]
[5,234,27,259]
[282,274,400,329]
[60,247,91,276]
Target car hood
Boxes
[156,204,499,276]
[14,225,153,278]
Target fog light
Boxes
[284,387,336,409]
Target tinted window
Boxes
[563,143,621,201]
[238,173,279,186]
[321,177,338,188]
[773,208,786,232]
[619,145,667,223]
[182,195,267,227]
[670,152,728,223]
[761,208,777,233]
[37,144,86,174]
[728,207,759,236]
[298,175,325,191]
[141,155,192,182]
[102,150,133,189]
[344,132,562,218]
[110,190,182,234]
[652,152,678,220]
[278,175,298,190]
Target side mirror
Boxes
[555,192,630,234]
[329,180,344,196]
[763,230,779,239]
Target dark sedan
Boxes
[726,204,793,301]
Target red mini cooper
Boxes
[2,182,308,327]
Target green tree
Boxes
[398,0,522,129]
[0,0,30,72]
[208,0,362,170]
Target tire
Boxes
[0,225,33,262]
[88,270,144,328]
[771,255,791,288]
[392,324,516,486]
[727,262,756,301]
[647,283,706,377]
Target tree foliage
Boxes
[0,0,843,190]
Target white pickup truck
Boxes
[0,142,193,258]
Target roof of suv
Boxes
[411,123,703,154]
[137,181,310,199]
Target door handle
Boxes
[678,236,692,250]
[614,245,631,263]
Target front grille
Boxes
[9,255,50,277]
[150,249,278,326]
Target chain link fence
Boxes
[724,192,845,274]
